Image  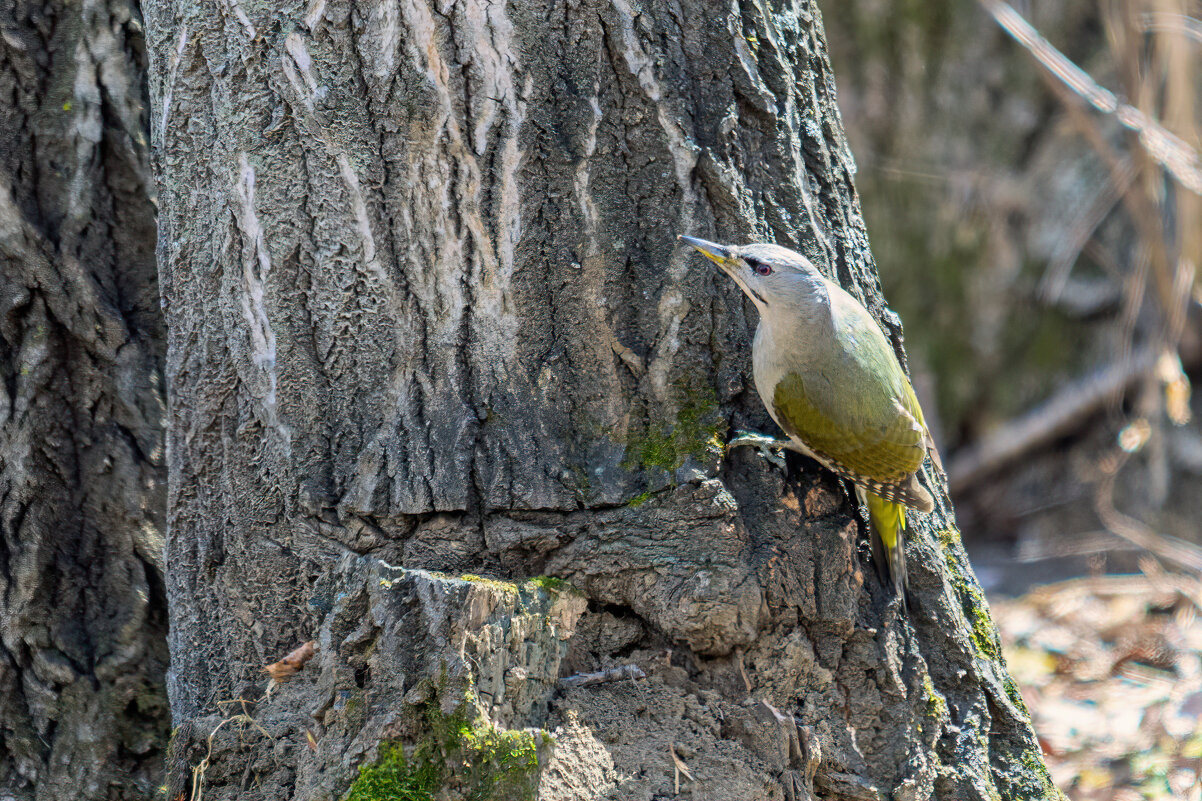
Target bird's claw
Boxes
[727,430,790,470]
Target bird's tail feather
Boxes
[859,488,909,611]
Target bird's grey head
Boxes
[678,236,827,314]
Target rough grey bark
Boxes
[145,0,1058,799]
[0,0,169,798]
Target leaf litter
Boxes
[993,569,1202,800]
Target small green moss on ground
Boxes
[345,741,442,801]
[459,723,539,800]
[345,698,541,801]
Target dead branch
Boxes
[262,640,316,682]
[948,348,1159,492]
[558,664,647,688]
[1094,451,1202,574]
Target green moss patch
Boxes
[940,541,1002,660]
[626,489,656,507]
[454,573,580,602]
[935,528,961,549]
[345,741,442,801]
[968,605,1002,660]
[622,385,725,473]
[345,700,541,801]
[1014,745,1061,801]
[522,575,578,596]
[1002,675,1029,715]
[922,674,948,720]
[459,574,521,595]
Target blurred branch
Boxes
[1048,74,1174,313]
[1016,529,1137,562]
[948,348,1159,492]
[1141,11,1202,44]
[1038,158,1134,303]
[1025,571,1181,603]
[1094,450,1202,574]
[979,0,1202,195]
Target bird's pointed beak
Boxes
[678,235,732,267]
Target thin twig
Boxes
[1141,12,1202,46]
[1093,449,1202,574]
[558,664,647,688]
[1016,529,1138,562]
[1040,60,1173,317]
[190,712,274,801]
[670,744,695,795]
[1039,159,1134,303]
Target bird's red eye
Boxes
[750,260,773,276]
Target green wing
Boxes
[770,299,926,484]
[773,372,924,482]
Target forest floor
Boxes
[991,568,1202,800]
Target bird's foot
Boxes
[727,430,791,470]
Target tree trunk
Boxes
[144,0,1057,799]
[0,0,169,798]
